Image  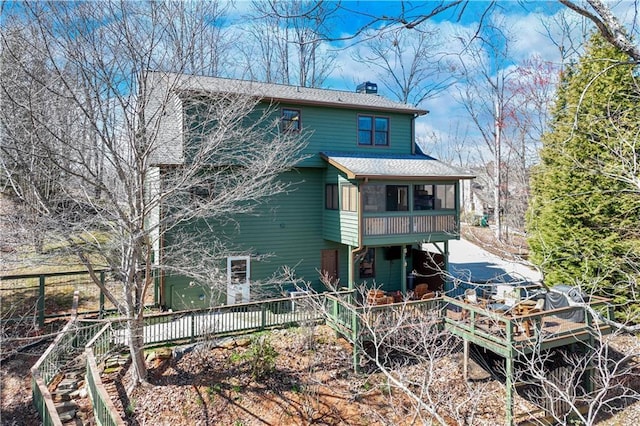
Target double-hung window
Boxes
[282,108,301,132]
[325,184,339,210]
[341,184,358,212]
[358,115,389,146]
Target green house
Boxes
[150,74,473,310]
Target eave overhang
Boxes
[320,151,476,181]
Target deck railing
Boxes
[324,292,444,343]
[84,324,126,426]
[442,295,614,356]
[34,292,325,426]
[363,213,457,236]
[323,292,614,354]
[34,290,615,425]
[31,317,107,426]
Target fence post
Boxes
[99,271,105,318]
[332,297,338,321]
[38,275,46,328]
[351,306,360,373]
[190,312,195,343]
[261,304,267,331]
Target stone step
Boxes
[53,389,74,402]
[58,409,77,423]
[55,401,78,412]
[65,371,84,381]
[57,379,79,391]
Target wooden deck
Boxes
[325,292,614,358]
[442,295,613,357]
[324,292,614,425]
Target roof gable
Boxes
[154,72,427,115]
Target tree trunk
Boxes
[494,98,502,241]
[127,316,147,386]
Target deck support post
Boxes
[351,299,360,373]
[585,310,595,394]
[505,354,514,426]
[401,246,407,295]
[348,245,355,305]
[463,338,469,381]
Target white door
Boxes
[227,256,250,305]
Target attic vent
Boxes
[356,81,377,94]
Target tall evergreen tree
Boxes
[527,33,640,321]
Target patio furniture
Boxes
[414,283,429,299]
[514,298,545,337]
[488,289,520,313]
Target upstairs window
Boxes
[281,108,301,131]
[325,184,338,210]
[358,115,389,146]
[341,183,358,212]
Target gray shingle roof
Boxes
[321,151,475,180]
[157,72,427,115]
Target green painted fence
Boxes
[33,292,326,426]
[1,270,109,327]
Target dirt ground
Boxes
[113,325,511,426]
[105,325,640,426]
[1,347,45,426]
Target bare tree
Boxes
[452,15,519,242]
[540,6,592,66]
[559,0,640,62]
[511,317,640,425]
[352,26,456,105]
[314,281,495,425]
[241,0,338,87]
[0,1,306,387]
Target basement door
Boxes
[227,256,250,305]
[320,249,339,285]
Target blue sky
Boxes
[223,1,590,163]
[303,1,637,163]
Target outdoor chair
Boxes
[488,289,520,313]
[464,288,487,307]
[487,289,523,335]
[461,289,488,323]
[414,283,429,299]
[421,291,436,300]
[517,298,545,337]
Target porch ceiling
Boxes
[321,151,475,180]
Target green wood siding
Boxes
[162,96,462,310]
[187,99,415,168]
[277,103,415,167]
[163,168,345,309]
[323,169,359,245]
[352,247,407,293]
